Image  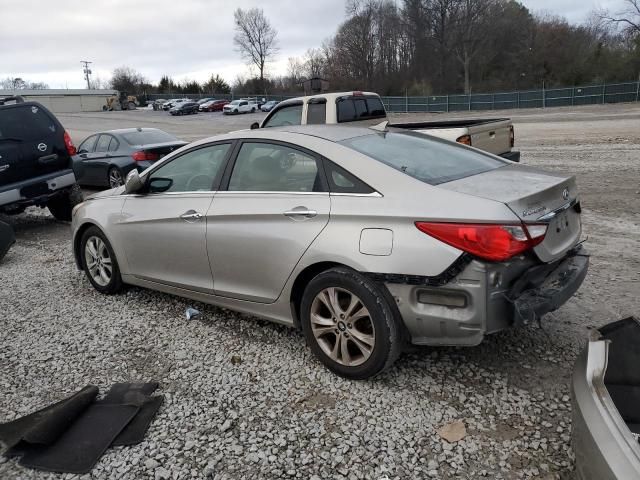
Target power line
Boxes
[80,60,93,89]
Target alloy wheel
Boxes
[109,169,123,188]
[84,236,112,287]
[310,287,375,367]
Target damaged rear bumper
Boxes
[510,247,589,326]
[382,246,589,346]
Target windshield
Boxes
[122,129,178,146]
[340,131,506,185]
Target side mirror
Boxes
[78,149,88,154]
[124,170,143,194]
[148,177,173,193]
[250,122,260,130]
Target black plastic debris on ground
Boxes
[0,220,15,262]
[0,383,163,474]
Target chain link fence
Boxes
[142,80,640,113]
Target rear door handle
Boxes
[284,207,317,218]
[180,210,203,222]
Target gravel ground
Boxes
[1,103,639,479]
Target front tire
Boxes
[80,226,123,294]
[108,167,124,188]
[300,267,402,379]
[47,185,83,221]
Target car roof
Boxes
[99,128,163,135]
[266,124,377,142]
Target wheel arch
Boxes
[73,221,99,269]
[289,261,347,329]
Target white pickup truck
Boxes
[250,91,520,161]
[223,98,258,115]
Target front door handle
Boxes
[283,206,317,219]
[180,210,203,222]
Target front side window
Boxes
[228,142,321,192]
[340,132,506,185]
[263,104,303,128]
[78,135,97,153]
[148,143,230,193]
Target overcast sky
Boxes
[0,0,627,89]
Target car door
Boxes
[76,134,99,185]
[88,134,114,186]
[118,142,233,292]
[206,140,330,303]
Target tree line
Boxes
[236,0,640,95]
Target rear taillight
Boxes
[509,125,515,148]
[63,131,76,155]
[415,222,547,262]
[132,151,160,162]
[456,134,472,146]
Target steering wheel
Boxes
[186,174,212,191]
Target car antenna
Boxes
[136,127,142,132]
[369,120,389,132]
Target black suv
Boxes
[0,96,82,221]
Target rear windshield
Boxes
[0,104,57,141]
[336,96,386,123]
[340,132,506,185]
[122,129,178,146]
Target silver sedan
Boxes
[71,125,588,379]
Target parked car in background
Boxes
[252,91,520,161]
[71,124,586,379]
[152,99,167,111]
[0,95,82,221]
[162,99,190,111]
[73,128,187,188]
[572,317,640,480]
[261,100,279,112]
[223,99,257,115]
[197,98,214,105]
[169,102,199,116]
[200,99,230,112]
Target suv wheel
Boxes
[300,267,402,379]
[47,184,83,221]
[108,167,124,188]
[80,226,123,294]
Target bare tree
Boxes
[233,8,279,91]
[598,0,640,37]
[304,48,325,78]
[1,77,49,90]
[451,0,495,94]
[109,66,147,93]
[287,56,304,89]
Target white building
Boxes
[0,89,118,113]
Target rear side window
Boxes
[340,132,506,185]
[324,160,374,194]
[307,99,326,125]
[108,137,119,151]
[0,104,57,141]
[263,104,303,128]
[336,96,386,123]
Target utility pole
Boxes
[80,60,93,89]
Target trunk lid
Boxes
[440,164,582,262]
[141,141,188,158]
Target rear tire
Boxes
[80,226,123,294]
[128,101,136,110]
[47,185,83,221]
[300,267,402,380]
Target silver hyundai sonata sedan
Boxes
[71,125,588,379]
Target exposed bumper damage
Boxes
[381,246,588,346]
[572,317,640,480]
[0,220,15,262]
[509,246,589,326]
